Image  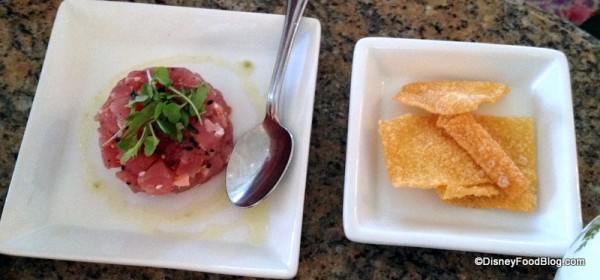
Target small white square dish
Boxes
[343,37,582,257]
[0,0,320,278]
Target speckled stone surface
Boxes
[1,0,599,279]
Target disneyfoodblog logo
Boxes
[474,256,585,268]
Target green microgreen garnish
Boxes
[111,67,210,163]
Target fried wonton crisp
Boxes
[394,81,509,115]
[439,115,538,212]
[437,113,530,199]
[379,114,537,212]
[436,184,500,200]
[378,114,489,188]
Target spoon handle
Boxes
[266,0,309,120]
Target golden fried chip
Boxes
[438,174,537,212]
[379,114,537,211]
[394,81,509,114]
[436,184,500,200]
[477,115,537,185]
[440,116,538,212]
[378,114,489,188]
[437,113,529,199]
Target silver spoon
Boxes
[226,0,308,207]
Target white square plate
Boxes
[343,37,582,257]
[0,0,320,278]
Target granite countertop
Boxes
[1,0,599,278]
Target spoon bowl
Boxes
[226,0,308,207]
[226,116,293,207]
